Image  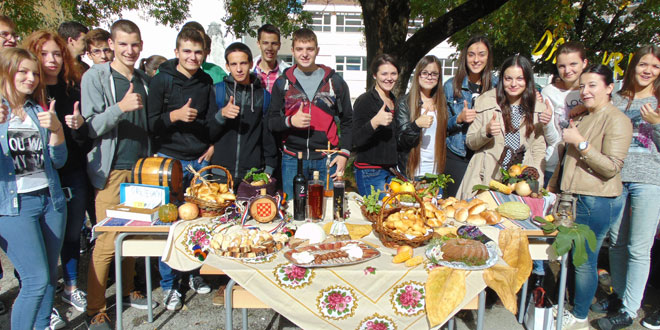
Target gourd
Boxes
[514,181,532,197]
[496,202,531,220]
[489,180,512,194]
[158,203,179,223]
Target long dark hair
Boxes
[496,55,536,138]
[618,45,660,109]
[452,35,495,99]
[406,55,448,177]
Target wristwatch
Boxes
[578,141,589,151]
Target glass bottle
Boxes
[308,171,324,221]
[293,152,307,221]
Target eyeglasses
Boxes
[90,48,113,56]
[420,71,440,80]
[0,31,18,40]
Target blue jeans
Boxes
[157,153,209,193]
[572,193,625,319]
[354,168,393,196]
[281,152,336,200]
[0,190,66,329]
[158,260,181,291]
[60,170,89,287]
[608,182,660,317]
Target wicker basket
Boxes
[360,204,399,224]
[374,192,433,248]
[184,165,234,217]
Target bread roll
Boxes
[469,203,488,215]
[444,205,456,218]
[441,199,456,208]
[480,210,502,225]
[468,198,485,208]
[467,214,486,226]
[454,200,469,209]
[455,208,469,222]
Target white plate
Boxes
[425,241,499,270]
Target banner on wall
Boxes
[532,29,633,77]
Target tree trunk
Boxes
[360,0,510,97]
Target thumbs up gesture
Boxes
[65,101,84,130]
[486,112,501,136]
[371,103,393,129]
[171,98,198,122]
[562,119,585,146]
[118,83,143,113]
[221,95,240,119]
[37,100,63,132]
[539,99,553,125]
[414,107,434,129]
[0,103,8,124]
[291,103,311,128]
[457,100,476,124]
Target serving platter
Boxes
[425,241,499,270]
[284,240,380,268]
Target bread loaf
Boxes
[466,214,486,226]
[455,208,469,222]
[468,203,487,215]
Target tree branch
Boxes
[573,0,591,39]
[591,4,628,50]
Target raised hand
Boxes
[539,99,553,125]
[118,83,143,112]
[370,103,393,129]
[457,100,476,124]
[37,100,63,132]
[171,98,198,122]
[640,103,660,125]
[486,112,501,136]
[330,155,347,180]
[65,101,84,130]
[562,119,584,146]
[221,95,240,119]
[0,103,8,124]
[415,107,434,129]
[291,103,311,128]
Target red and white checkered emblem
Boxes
[256,202,272,217]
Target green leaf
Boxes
[552,233,572,256]
[572,232,588,267]
[472,184,491,192]
[579,226,597,252]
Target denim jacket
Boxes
[443,75,498,157]
[0,98,68,215]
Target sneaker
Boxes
[561,312,589,330]
[55,282,63,294]
[591,294,622,315]
[163,289,183,311]
[62,288,87,312]
[86,312,112,330]
[597,311,633,330]
[643,309,660,329]
[189,275,211,294]
[122,291,157,310]
[49,308,66,330]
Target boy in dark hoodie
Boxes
[146,27,216,310]
[211,42,277,189]
[268,28,352,199]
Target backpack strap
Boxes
[262,89,270,118]
[162,74,174,109]
[215,82,226,108]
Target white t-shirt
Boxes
[8,113,49,193]
[416,107,437,177]
[541,84,583,172]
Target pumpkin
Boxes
[178,202,199,220]
[158,203,178,223]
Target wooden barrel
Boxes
[131,157,183,202]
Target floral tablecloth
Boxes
[203,199,495,330]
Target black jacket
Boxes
[268,65,352,160]
[210,73,277,181]
[394,94,424,176]
[147,59,217,160]
[352,87,397,166]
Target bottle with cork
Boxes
[308,171,324,221]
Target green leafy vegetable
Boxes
[363,186,383,214]
[534,215,597,267]
[472,184,490,192]
[243,167,269,184]
[419,173,454,197]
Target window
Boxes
[336,56,366,76]
[311,12,331,32]
[278,55,293,66]
[336,13,363,32]
[441,59,459,79]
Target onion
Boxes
[178,202,199,220]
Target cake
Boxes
[441,238,489,265]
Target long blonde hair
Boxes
[0,48,46,112]
[406,55,448,178]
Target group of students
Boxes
[1,12,659,330]
[0,15,356,330]
[354,36,659,330]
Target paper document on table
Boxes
[120,183,169,208]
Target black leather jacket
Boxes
[394,94,423,177]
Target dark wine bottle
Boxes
[293,152,307,220]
